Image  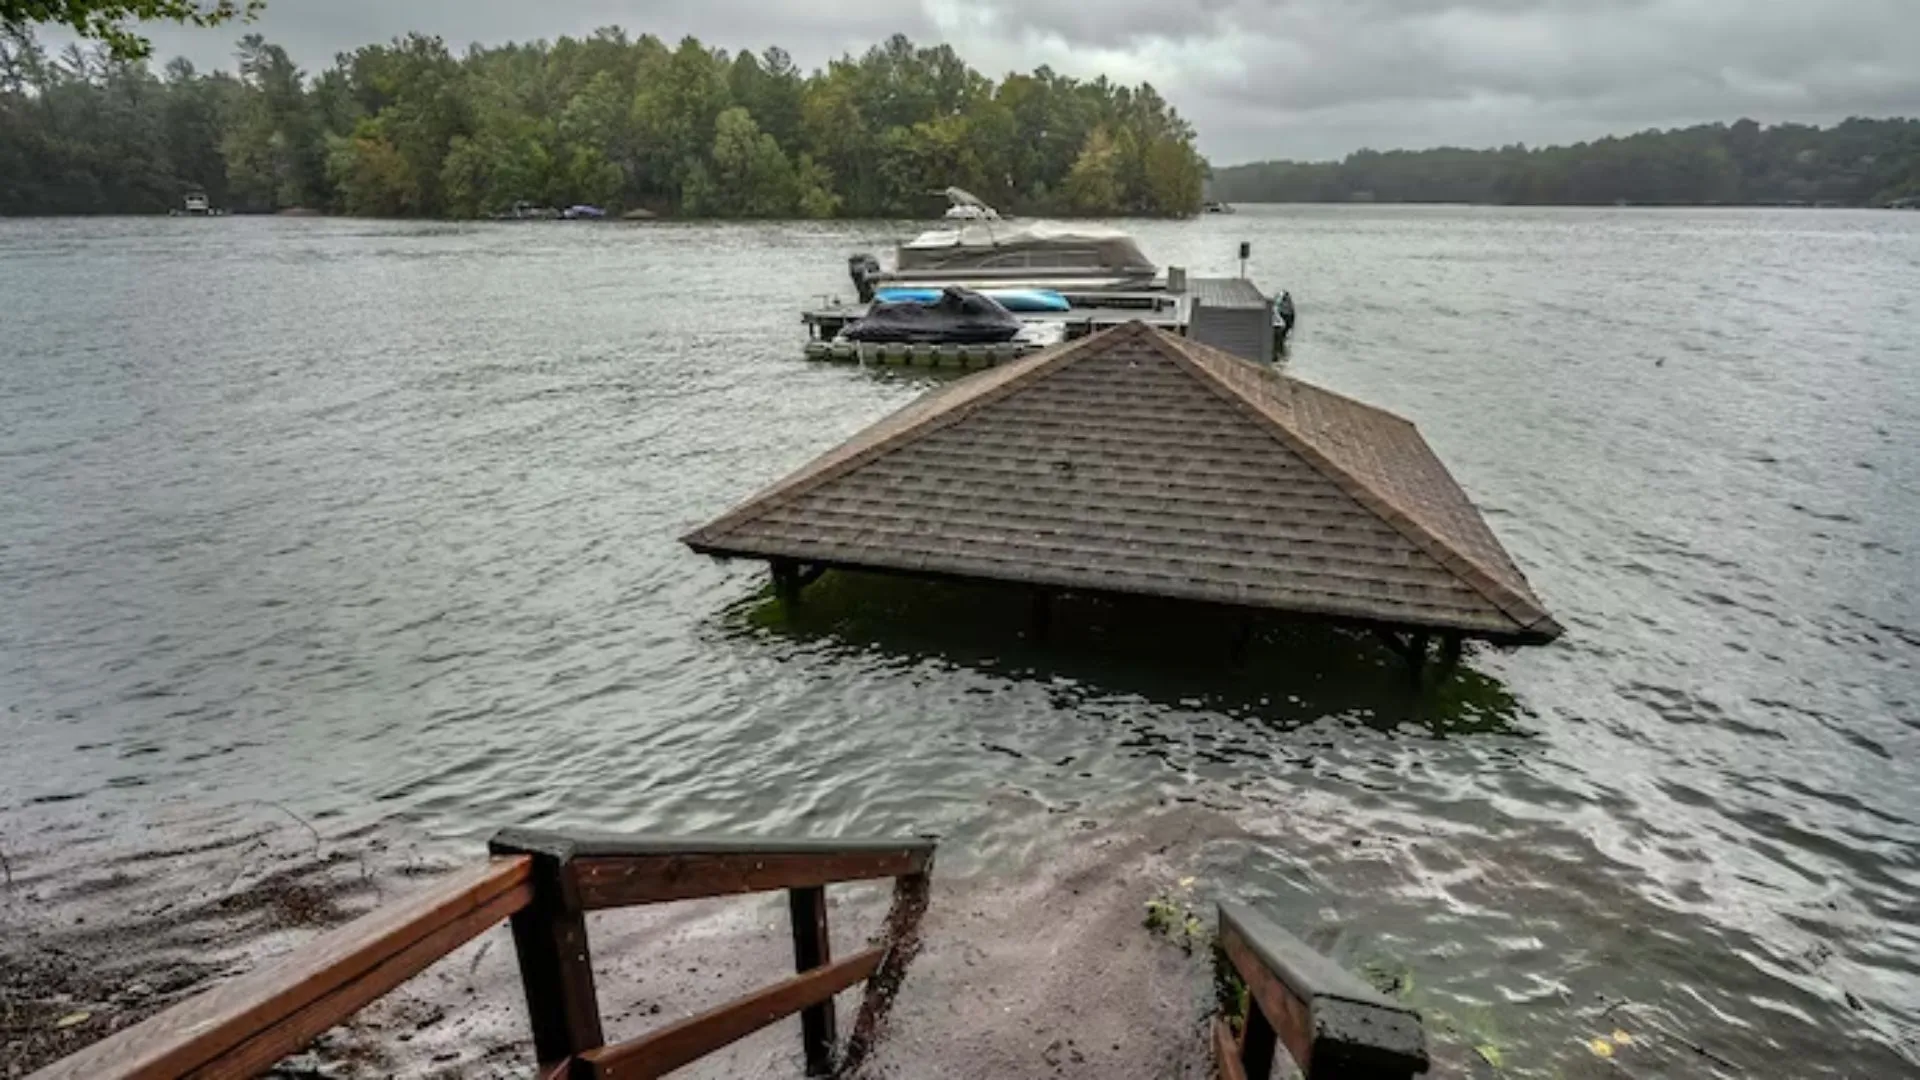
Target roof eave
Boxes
[680,542,1562,647]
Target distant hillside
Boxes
[1210,119,1920,207]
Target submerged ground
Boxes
[2,208,1916,1076]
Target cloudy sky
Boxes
[115,0,1920,163]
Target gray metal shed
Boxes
[1187,277,1275,364]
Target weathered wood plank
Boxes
[576,947,884,1080]
[31,856,532,1080]
[1221,916,1304,1077]
[491,829,936,860]
[1212,1017,1249,1080]
[1216,902,1428,1079]
[184,882,531,1080]
[571,848,933,910]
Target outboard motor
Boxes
[848,253,881,303]
[1273,290,1297,353]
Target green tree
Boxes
[1141,134,1201,215]
[697,105,793,216]
[221,33,321,209]
[1062,126,1121,213]
[1,0,262,60]
[1,27,1221,219]
[630,36,730,200]
[325,118,413,215]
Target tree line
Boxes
[1210,119,1920,207]
[0,23,1207,218]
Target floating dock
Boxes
[802,276,1283,367]
[802,340,1044,367]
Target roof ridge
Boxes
[683,325,1143,549]
[1144,330,1558,638]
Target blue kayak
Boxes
[875,286,1071,313]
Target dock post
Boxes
[789,885,837,1075]
[1029,589,1052,641]
[1436,633,1464,684]
[772,559,802,603]
[1406,631,1431,688]
[488,833,605,1074]
[1230,613,1256,667]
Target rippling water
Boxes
[2,208,1916,1076]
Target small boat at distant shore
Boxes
[169,192,224,216]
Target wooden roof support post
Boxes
[772,559,802,603]
[1231,613,1257,668]
[1435,634,1464,684]
[1028,588,1053,642]
[1406,631,1431,688]
[488,832,606,1075]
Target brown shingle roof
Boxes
[685,323,1561,643]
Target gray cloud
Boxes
[108,0,1920,161]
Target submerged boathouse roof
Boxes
[685,323,1560,644]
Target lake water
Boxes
[2,207,1916,1076]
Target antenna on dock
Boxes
[1238,241,1250,279]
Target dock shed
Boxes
[688,323,1560,647]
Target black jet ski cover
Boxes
[842,286,1022,344]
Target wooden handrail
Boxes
[28,856,534,1080]
[489,828,936,909]
[1215,902,1428,1080]
[487,828,935,1078]
[30,830,935,1080]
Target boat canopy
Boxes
[898,220,1156,275]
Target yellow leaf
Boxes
[54,1011,91,1029]
[1588,1037,1614,1058]
[1612,1029,1634,1045]
[1474,1043,1503,1068]
[1177,877,1195,888]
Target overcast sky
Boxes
[108,0,1920,163]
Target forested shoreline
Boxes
[1211,119,1920,207]
[0,24,1206,218]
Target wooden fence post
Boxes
[789,885,836,1075]
[490,831,606,1076]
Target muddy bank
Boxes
[3,803,1258,1078]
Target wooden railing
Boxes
[28,828,935,1080]
[487,828,935,1080]
[1214,902,1429,1080]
